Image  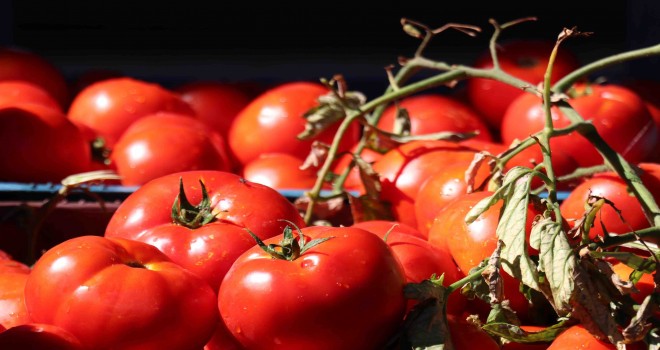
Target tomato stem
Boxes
[171,178,217,229]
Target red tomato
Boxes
[110,112,232,186]
[218,226,406,350]
[624,80,660,162]
[448,315,500,350]
[414,160,492,236]
[501,84,658,167]
[559,163,660,240]
[0,47,70,110]
[377,94,493,141]
[352,219,425,239]
[428,191,542,317]
[0,259,30,329]
[227,81,360,166]
[466,40,580,129]
[351,220,466,315]
[0,103,91,183]
[24,236,218,350]
[176,81,253,139]
[105,170,304,291]
[372,140,481,228]
[68,77,196,147]
[0,323,84,350]
[501,325,550,350]
[242,152,320,190]
[610,262,655,305]
[203,321,244,350]
[548,324,645,350]
[0,81,62,112]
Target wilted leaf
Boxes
[400,277,453,350]
[486,302,520,327]
[465,152,494,193]
[482,240,504,304]
[294,195,345,221]
[460,259,491,303]
[482,319,571,344]
[298,88,366,140]
[347,194,395,223]
[300,141,329,170]
[536,216,575,313]
[623,294,657,344]
[393,106,412,136]
[364,125,478,155]
[353,155,382,199]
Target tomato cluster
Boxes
[0,23,658,350]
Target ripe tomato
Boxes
[351,220,466,315]
[559,163,660,240]
[0,323,84,350]
[610,262,655,305]
[242,152,320,190]
[227,81,360,166]
[0,47,70,110]
[105,170,304,291]
[501,84,658,168]
[377,94,493,141]
[218,226,406,350]
[203,321,243,350]
[0,103,90,183]
[372,140,481,229]
[548,324,645,350]
[448,315,500,350]
[24,236,218,350]
[176,81,253,140]
[332,143,383,194]
[351,219,425,239]
[68,77,196,147]
[428,191,543,317]
[110,112,232,186]
[414,160,493,236]
[0,259,30,329]
[0,81,62,112]
[466,40,581,130]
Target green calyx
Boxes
[171,178,217,229]
[246,220,333,261]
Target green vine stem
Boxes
[446,265,488,294]
[303,26,660,225]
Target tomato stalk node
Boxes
[246,224,333,261]
[171,178,217,229]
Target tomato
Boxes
[621,79,660,162]
[203,321,244,350]
[466,39,581,130]
[0,323,84,350]
[227,81,360,166]
[501,84,658,168]
[0,103,91,183]
[505,142,580,190]
[0,81,62,112]
[24,235,218,350]
[501,325,551,350]
[377,94,493,141]
[610,262,655,305]
[110,112,233,186]
[447,315,500,350]
[218,226,406,350]
[176,81,253,140]
[241,152,320,190]
[68,77,196,148]
[428,191,543,317]
[0,259,30,329]
[105,170,304,291]
[0,47,70,110]
[351,220,466,315]
[372,140,481,229]
[414,160,492,236]
[352,219,425,239]
[548,324,645,350]
[559,163,660,240]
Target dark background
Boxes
[1,1,658,96]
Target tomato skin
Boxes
[466,40,580,129]
[447,315,500,350]
[218,226,406,350]
[373,140,480,229]
[548,325,645,350]
[110,112,232,186]
[242,152,320,190]
[176,81,253,140]
[610,262,655,305]
[0,47,70,110]
[68,77,196,147]
[378,94,492,141]
[227,81,360,166]
[559,163,660,240]
[0,323,85,350]
[0,81,62,112]
[24,236,218,350]
[332,144,383,194]
[351,220,466,315]
[203,321,244,350]
[352,220,425,239]
[0,259,30,329]
[0,104,91,183]
[501,84,658,167]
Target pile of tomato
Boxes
[0,31,658,350]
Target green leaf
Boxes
[482,319,571,344]
[400,277,453,350]
[535,216,574,313]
